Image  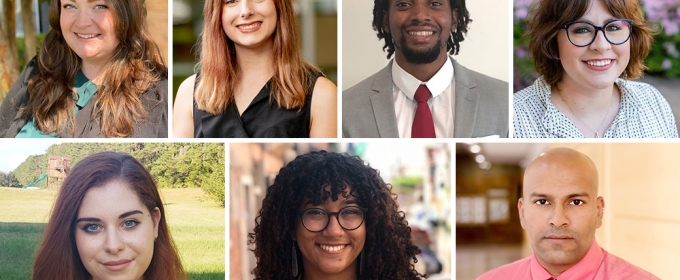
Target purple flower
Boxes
[662,59,672,70]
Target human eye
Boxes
[305,209,327,218]
[430,0,443,7]
[341,207,362,216]
[569,23,594,34]
[534,199,550,205]
[396,1,412,8]
[605,21,628,32]
[62,3,76,9]
[122,219,140,228]
[569,199,585,206]
[224,0,237,5]
[94,4,109,10]
[82,223,102,233]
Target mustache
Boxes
[402,22,441,31]
[541,230,576,239]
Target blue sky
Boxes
[0,141,59,173]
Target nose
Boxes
[410,1,431,23]
[549,205,570,228]
[73,8,94,28]
[104,230,125,254]
[589,29,611,52]
[322,215,345,237]
[240,0,254,18]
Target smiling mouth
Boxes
[76,33,99,39]
[318,244,348,252]
[408,31,434,36]
[586,59,612,67]
[238,22,262,31]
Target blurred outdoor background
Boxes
[514,0,680,131]
[0,141,225,279]
[456,142,680,280]
[230,142,452,280]
[172,0,337,100]
[0,0,168,102]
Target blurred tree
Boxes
[0,0,20,99]
[21,0,37,62]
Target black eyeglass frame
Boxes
[563,19,634,47]
[299,206,368,232]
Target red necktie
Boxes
[411,85,436,138]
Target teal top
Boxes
[15,71,98,138]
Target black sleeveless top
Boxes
[193,71,322,138]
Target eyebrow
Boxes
[529,192,590,199]
[76,210,143,223]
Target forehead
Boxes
[523,160,597,198]
[78,180,146,217]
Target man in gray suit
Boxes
[343,0,508,138]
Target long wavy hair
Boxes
[23,0,166,137]
[32,152,185,280]
[195,0,320,115]
[373,0,472,59]
[526,0,654,88]
[249,151,423,280]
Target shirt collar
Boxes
[530,240,604,280]
[391,56,454,100]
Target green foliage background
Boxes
[10,143,225,206]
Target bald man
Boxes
[477,147,659,280]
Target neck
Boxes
[301,260,359,280]
[394,50,448,81]
[556,77,616,114]
[235,39,275,78]
[80,60,105,85]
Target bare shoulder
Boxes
[172,74,196,138]
[309,76,337,138]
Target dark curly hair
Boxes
[249,151,423,279]
[372,0,472,59]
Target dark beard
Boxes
[396,36,443,64]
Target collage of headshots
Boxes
[0,0,678,280]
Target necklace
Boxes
[556,88,615,138]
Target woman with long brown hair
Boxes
[32,152,185,280]
[0,0,167,138]
[173,0,337,138]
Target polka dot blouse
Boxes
[513,77,678,138]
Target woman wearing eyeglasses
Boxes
[513,0,678,138]
[248,151,423,280]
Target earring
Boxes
[154,237,157,243]
[292,242,299,277]
[622,71,628,80]
[359,250,365,276]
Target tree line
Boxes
[7,142,226,206]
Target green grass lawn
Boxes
[0,187,225,280]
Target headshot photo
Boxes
[230,142,451,279]
[513,0,680,138]
[172,0,338,138]
[456,142,680,280]
[342,0,510,138]
[0,0,169,138]
[0,143,225,279]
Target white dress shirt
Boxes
[391,57,455,138]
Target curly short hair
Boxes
[249,151,423,280]
[526,0,654,88]
[372,0,472,59]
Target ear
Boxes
[596,196,605,228]
[451,9,459,33]
[152,207,161,239]
[518,198,526,230]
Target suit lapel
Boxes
[452,59,480,138]
[370,62,399,138]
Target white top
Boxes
[391,57,455,138]
[513,76,678,138]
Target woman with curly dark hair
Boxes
[249,151,423,279]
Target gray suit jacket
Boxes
[342,59,508,138]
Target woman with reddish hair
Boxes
[173,0,337,138]
[32,152,185,280]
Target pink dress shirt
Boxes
[476,241,659,280]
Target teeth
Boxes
[239,22,261,30]
[409,31,434,36]
[319,244,346,252]
[76,33,97,39]
[587,60,612,67]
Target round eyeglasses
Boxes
[563,19,633,47]
[300,206,366,232]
